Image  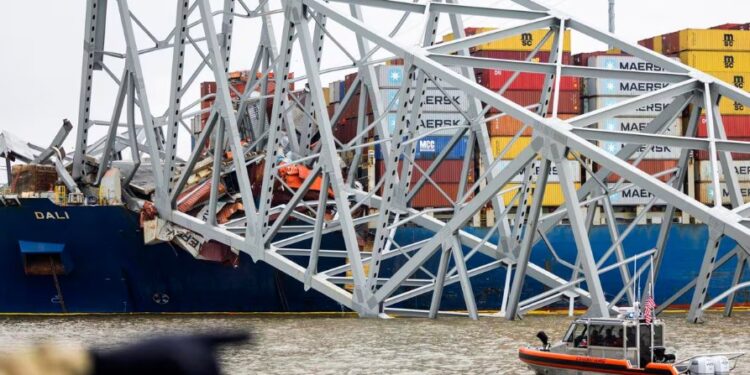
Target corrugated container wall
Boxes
[497,160,582,183]
[375,136,469,160]
[585,97,674,117]
[386,113,469,136]
[379,89,469,113]
[488,91,581,114]
[696,115,750,137]
[697,160,750,182]
[487,114,576,136]
[472,51,572,64]
[501,183,581,207]
[662,29,750,54]
[476,69,580,91]
[696,182,750,205]
[442,28,572,53]
[677,51,750,72]
[609,184,666,206]
[376,160,474,184]
[596,160,680,183]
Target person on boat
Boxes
[590,329,602,346]
[603,328,616,346]
[613,328,624,347]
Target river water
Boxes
[0,312,749,374]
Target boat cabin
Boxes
[555,317,666,368]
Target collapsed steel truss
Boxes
[65,0,750,321]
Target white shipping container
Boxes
[328,81,345,103]
[608,184,666,206]
[584,79,671,97]
[598,140,681,160]
[697,182,750,205]
[585,96,674,117]
[596,117,683,136]
[375,65,462,89]
[697,160,750,182]
[386,113,470,136]
[498,160,582,183]
[587,56,671,72]
[380,88,470,113]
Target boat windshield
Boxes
[564,323,587,347]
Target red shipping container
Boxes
[712,23,750,31]
[410,183,471,208]
[471,50,572,65]
[336,115,375,143]
[487,90,581,114]
[487,114,575,136]
[696,115,750,137]
[638,38,654,50]
[695,137,750,160]
[596,160,680,183]
[475,68,580,91]
[376,160,474,184]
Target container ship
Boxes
[2,22,750,315]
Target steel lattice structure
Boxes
[63,0,750,322]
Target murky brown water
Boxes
[0,312,748,374]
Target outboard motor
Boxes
[711,356,731,375]
[689,357,715,375]
[536,331,549,351]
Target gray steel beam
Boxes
[505,158,549,319]
[687,229,723,323]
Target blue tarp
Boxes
[18,241,65,254]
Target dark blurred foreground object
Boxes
[0,332,249,375]
[92,332,250,375]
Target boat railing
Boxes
[672,352,745,371]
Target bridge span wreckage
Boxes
[4,0,750,322]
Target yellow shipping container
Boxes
[696,182,750,206]
[442,28,572,53]
[652,36,663,54]
[322,87,331,106]
[668,29,750,53]
[501,183,581,207]
[678,51,750,72]
[707,71,750,90]
[491,136,574,160]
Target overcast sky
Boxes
[1,0,749,183]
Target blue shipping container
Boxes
[375,135,469,160]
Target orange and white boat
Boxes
[519,311,743,375]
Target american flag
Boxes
[644,296,656,324]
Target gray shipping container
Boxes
[585,96,674,117]
[697,160,750,182]
[498,160,581,183]
[381,88,470,113]
[598,140,681,160]
[584,79,671,97]
[595,117,683,136]
[375,65,462,89]
[608,184,665,206]
[587,55,671,72]
[386,113,470,136]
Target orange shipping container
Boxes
[595,160,680,183]
[487,114,575,136]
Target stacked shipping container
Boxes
[325,63,475,208]
[442,27,581,207]
[578,52,680,206]
[642,28,750,206]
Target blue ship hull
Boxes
[1,198,748,313]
